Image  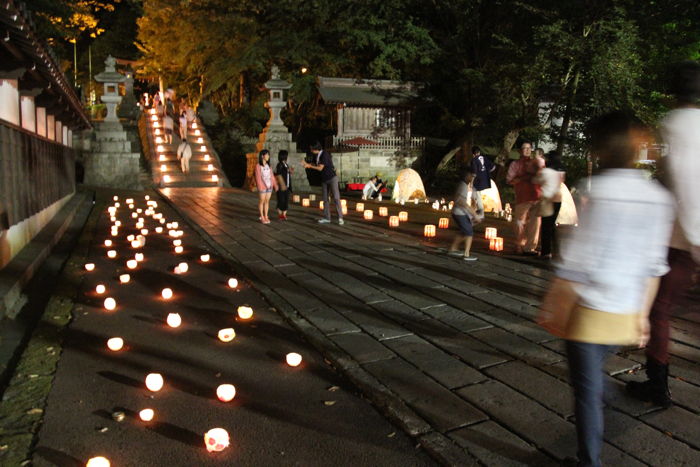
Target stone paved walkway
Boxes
[164,187,700,466]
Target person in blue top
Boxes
[303,142,344,225]
[469,146,496,192]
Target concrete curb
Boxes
[158,189,479,466]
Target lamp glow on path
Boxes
[363,210,373,220]
[227,278,238,288]
[104,297,117,311]
[356,203,364,212]
[200,254,210,262]
[216,384,236,402]
[107,337,123,351]
[161,288,173,300]
[96,284,106,294]
[166,313,181,328]
[135,253,144,262]
[212,174,219,182]
[319,201,324,210]
[484,227,497,239]
[237,306,253,320]
[302,198,310,207]
[145,373,164,392]
[438,218,449,229]
[127,234,135,242]
[84,263,95,272]
[155,227,163,233]
[204,428,229,452]
[204,154,211,161]
[86,457,111,467]
[173,239,182,246]
[286,352,302,367]
[218,328,235,342]
[119,274,130,283]
[175,246,184,254]
[139,408,155,422]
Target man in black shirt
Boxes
[303,142,344,225]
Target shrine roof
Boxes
[318,77,418,107]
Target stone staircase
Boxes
[140,108,230,188]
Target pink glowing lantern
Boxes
[139,408,155,422]
[204,428,230,452]
[438,218,450,229]
[218,328,236,342]
[107,250,117,259]
[96,284,106,294]
[216,384,236,402]
[104,297,117,311]
[237,306,253,320]
[200,254,210,262]
[166,313,182,328]
[126,259,138,269]
[286,352,303,367]
[84,263,95,272]
[107,337,123,351]
[227,278,238,288]
[86,457,111,467]
[145,373,164,392]
[119,274,130,284]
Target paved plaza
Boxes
[1,187,699,466]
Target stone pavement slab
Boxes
[162,187,700,465]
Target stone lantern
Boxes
[264,65,292,128]
[94,55,125,124]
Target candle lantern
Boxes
[86,457,111,467]
[131,240,141,249]
[207,164,213,171]
[398,211,408,222]
[302,198,310,207]
[164,175,171,183]
[286,352,302,367]
[96,284,106,294]
[389,216,400,227]
[173,239,182,246]
[200,254,210,262]
[85,263,95,272]
[135,253,144,262]
[194,129,201,136]
[155,226,163,233]
[127,259,138,269]
[139,409,155,422]
[356,203,364,212]
[489,238,496,250]
[104,297,117,311]
[309,194,316,201]
[485,227,497,239]
[107,337,123,351]
[119,274,130,283]
[127,234,135,242]
[363,210,373,220]
[177,262,189,273]
[379,207,388,217]
[424,225,436,238]
[204,428,230,452]
[438,218,450,229]
[145,373,164,391]
[216,384,236,402]
[204,154,210,161]
[166,313,182,328]
[161,288,173,299]
[141,229,149,236]
[107,250,117,259]
[340,199,347,207]
[493,237,504,251]
[227,278,238,288]
[319,201,324,210]
[237,306,253,319]
[104,239,113,247]
[341,206,348,215]
[175,246,184,254]
[218,328,236,342]
[293,194,301,203]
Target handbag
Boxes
[536,278,579,338]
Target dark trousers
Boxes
[276,189,289,212]
[567,341,614,467]
[539,202,561,256]
[322,176,343,220]
[646,248,697,364]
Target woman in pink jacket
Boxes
[254,149,278,224]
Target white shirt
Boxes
[661,108,700,251]
[556,169,674,313]
[177,142,192,160]
[533,168,564,202]
[363,180,379,198]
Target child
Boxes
[254,149,278,224]
[448,168,483,261]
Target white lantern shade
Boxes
[139,408,155,422]
[104,297,117,311]
[286,352,303,367]
[216,384,236,402]
[107,337,123,351]
[237,306,253,320]
[204,428,230,452]
[145,373,164,392]
[166,313,181,328]
[218,328,235,342]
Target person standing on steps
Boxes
[303,142,344,225]
[254,149,278,224]
[627,61,700,408]
[177,138,192,174]
[275,150,292,220]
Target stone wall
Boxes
[334,148,419,184]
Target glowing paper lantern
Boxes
[131,212,138,219]
[204,154,210,162]
[84,263,95,272]
[86,457,111,467]
[107,337,123,351]
[286,352,302,367]
[166,313,181,328]
[104,297,117,311]
[156,145,165,152]
[379,207,388,217]
[145,373,164,392]
[200,145,207,151]
[139,409,155,422]
[197,137,204,143]
[173,239,182,246]
[159,154,166,161]
[141,228,149,235]
[218,328,236,342]
[192,122,198,129]
[127,234,135,242]
[126,259,138,269]
[228,278,238,288]
[340,199,347,207]
[424,225,436,238]
[438,218,450,229]
[96,284,106,294]
[200,254,210,262]
[302,198,310,207]
[398,211,408,222]
[172,222,179,228]
[216,384,236,402]
[161,288,173,300]
[164,175,171,183]
[363,210,373,220]
[237,306,253,320]
[212,174,219,182]
[293,194,301,203]
[155,227,163,233]
[194,129,201,136]
[175,246,184,254]
[342,206,348,215]
[204,428,230,452]
[156,137,163,144]
[207,164,214,171]
[114,220,121,227]
[105,250,116,259]
[113,195,119,201]
[493,237,504,252]
[119,274,130,283]
[389,216,399,227]
[319,201,324,210]
[356,203,364,212]
[484,227,497,239]
[135,253,144,262]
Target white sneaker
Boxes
[338,219,344,225]
[463,256,478,261]
[318,218,331,224]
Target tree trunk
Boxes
[556,69,580,155]
[494,129,520,182]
